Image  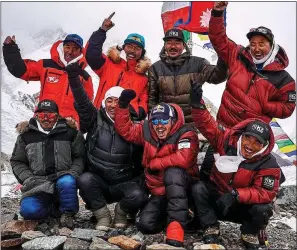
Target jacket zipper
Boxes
[173,67,177,94]
[41,69,48,97]
[116,71,124,86]
[66,83,70,95]
[246,73,256,94]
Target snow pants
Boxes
[20,174,79,220]
[78,172,148,214]
[192,181,273,234]
[136,167,194,234]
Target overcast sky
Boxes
[1,1,296,138]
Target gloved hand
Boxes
[65,62,84,79]
[189,80,203,108]
[3,35,16,45]
[216,189,238,216]
[119,89,136,108]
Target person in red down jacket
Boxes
[2,34,94,125]
[114,89,199,247]
[190,83,281,249]
[86,13,151,121]
[209,2,296,128]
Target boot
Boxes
[60,212,74,229]
[203,224,220,244]
[113,202,128,229]
[166,221,184,247]
[93,205,112,231]
[241,233,260,249]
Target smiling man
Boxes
[208,1,296,128]
[114,89,199,247]
[190,83,282,249]
[66,62,148,231]
[10,99,85,229]
[148,28,228,124]
[2,34,94,125]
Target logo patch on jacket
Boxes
[262,176,275,190]
[288,91,296,103]
[46,76,59,83]
[178,139,191,149]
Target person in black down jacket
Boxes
[65,62,148,231]
[10,99,85,229]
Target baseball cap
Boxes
[150,103,175,121]
[35,99,59,114]
[124,33,145,49]
[63,34,83,49]
[246,26,274,45]
[243,120,270,145]
[163,28,185,42]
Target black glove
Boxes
[119,89,136,108]
[216,189,239,216]
[65,62,84,79]
[129,105,146,121]
[189,80,203,109]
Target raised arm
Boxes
[190,81,225,151]
[66,62,97,132]
[85,13,115,72]
[114,90,145,145]
[209,2,240,65]
[3,36,41,81]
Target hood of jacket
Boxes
[223,118,275,159]
[50,40,87,68]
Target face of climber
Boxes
[164,38,185,58]
[63,42,81,63]
[124,43,143,61]
[241,134,265,159]
[36,111,59,131]
[105,97,119,119]
[249,35,272,60]
[151,118,173,140]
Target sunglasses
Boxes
[37,112,58,121]
[151,119,170,125]
[249,27,271,34]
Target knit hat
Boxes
[102,86,125,108]
[243,120,270,145]
[124,33,145,49]
[246,26,274,45]
[150,103,175,121]
[163,28,185,42]
[35,99,59,114]
[63,34,83,49]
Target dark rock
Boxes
[70,228,105,241]
[1,238,24,248]
[63,237,90,250]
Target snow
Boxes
[280,165,297,186]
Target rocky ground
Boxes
[1,193,296,250]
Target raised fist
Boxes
[213,1,228,11]
[101,12,115,31]
[3,35,16,45]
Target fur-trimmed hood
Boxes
[106,46,151,74]
[15,117,78,134]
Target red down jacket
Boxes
[20,41,94,123]
[192,105,281,204]
[209,10,296,128]
[115,103,199,196]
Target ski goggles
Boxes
[151,118,170,126]
[249,27,272,34]
[37,112,58,121]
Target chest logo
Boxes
[47,76,59,83]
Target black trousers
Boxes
[192,181,273,234]
[136,167,194,234]
[78,172,148,214]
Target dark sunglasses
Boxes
[37,112,58,121]
[151,119,170,125]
